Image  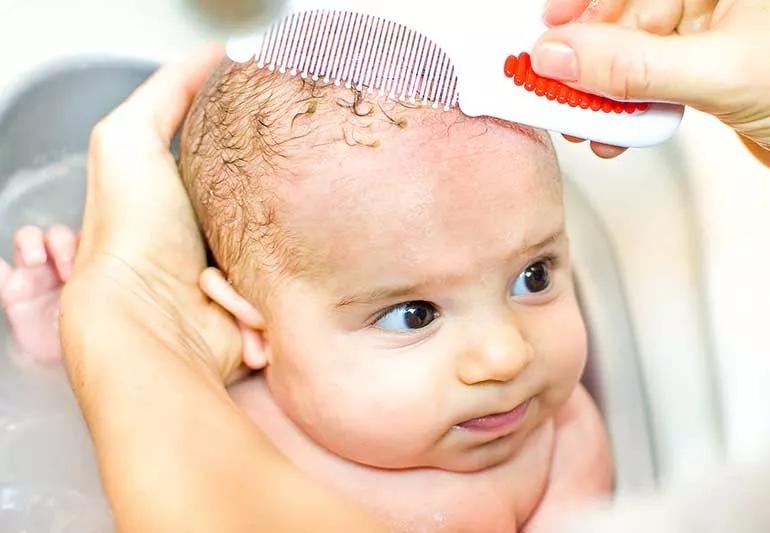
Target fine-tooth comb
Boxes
[226,0,685,147]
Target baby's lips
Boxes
[456,399,531,432]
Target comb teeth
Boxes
[240,10,460,110]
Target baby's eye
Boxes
[511,260,551,296]
[374,301,439,331]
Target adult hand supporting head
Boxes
[60,45,386,533]
[65,43,243,385]
[536,0,770,165]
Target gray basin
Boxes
[0,58,656,532]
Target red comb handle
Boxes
[504,53,648,114]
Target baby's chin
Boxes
[333,436,530,474]
[322,419,543,474]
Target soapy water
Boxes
[0,154,113,532]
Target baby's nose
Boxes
[456,321,534,385]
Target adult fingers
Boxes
[543,0,628,26]
[677,0,718,34]
[545,0,719,35]
[80,45,223,261]
[532,23,736,108]
[615,0,719,35]
[100,42,224,148]
[590,141,627,158]
[543,0,593,26]
[616,0,683,34]
[561,135,627,158]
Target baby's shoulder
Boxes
[521,387,613,531]
[552,385,612,485]
[555,384,605,432]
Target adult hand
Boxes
[59,44,386,533]
[63,44,242,385]
[536,0,770,163]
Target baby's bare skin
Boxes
[1,225,611,532]
[2,68,612,531]
[0,225,77,363]
[230,374,610,532]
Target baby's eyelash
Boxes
[367,301,440,331]
[530,252,560,270]
[364,255,562,327]
[369,301,426,322]
[367,302,402,327]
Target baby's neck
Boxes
[227,372,557,532]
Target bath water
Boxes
[0,154,112,532]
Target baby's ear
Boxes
[199,267,269,370]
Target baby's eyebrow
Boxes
[333,228,565,309]
[516,228,564,259]
[334,285,420,309]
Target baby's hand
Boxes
[0,225,78,363]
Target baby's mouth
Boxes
[454,399,531,434]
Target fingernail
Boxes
[532,42,579,81]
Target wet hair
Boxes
[180,59,419,289]
[181,60,310,284]
[179,59,554,294]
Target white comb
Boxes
[226,0,685,148]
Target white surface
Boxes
[556,133,723,482]
[676,111,770,463]
[2,0,770,481]
[557,109,770,474]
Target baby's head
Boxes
[180,60,586,473]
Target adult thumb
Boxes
[531,23,741,110]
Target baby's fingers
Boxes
[0,258,11,291]
[45,225,78,282]
[13,226,47,268]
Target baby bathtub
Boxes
[0,58,663,531]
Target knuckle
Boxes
[605,47,651,100]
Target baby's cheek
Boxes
[321,379,431,463]
[306,368,440,467]
[539,305,588,406]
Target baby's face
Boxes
[254,113,586,473]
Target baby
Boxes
[0,59,612,531]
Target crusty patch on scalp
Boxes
[179,58,554,298]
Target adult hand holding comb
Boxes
[535,0,770,163]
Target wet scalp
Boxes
[179,59,554,296]
[180,59,421,288]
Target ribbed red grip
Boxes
[504,53,648,114]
